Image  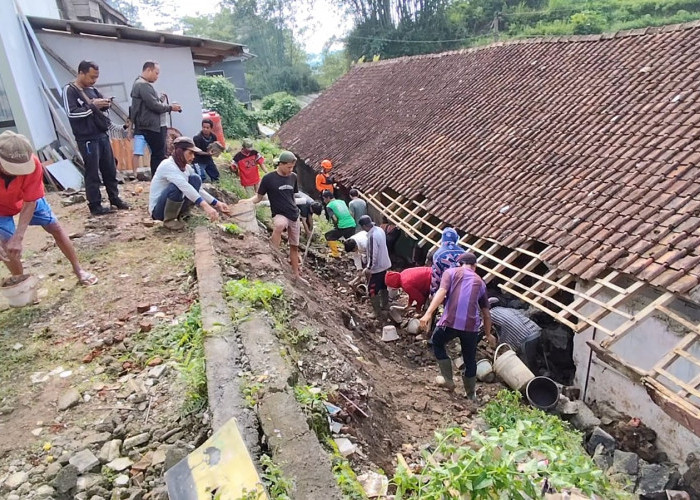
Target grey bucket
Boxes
[525,376,560,410]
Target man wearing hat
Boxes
[232,139,265,193]
[0,131,97,286]
[245,151,302,280]
[358,215,391,319]
[420,252,496,401]
[148,136,230,230]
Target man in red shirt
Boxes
[385,266,432,313]
[0,131,97,286]
[231,139,265,193]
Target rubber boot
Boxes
[327,240,341,258]
[436,359,455,391]
[163,199,185,231]
[370,295,382,319]
[378,289,389,311]
[463,374,477,401]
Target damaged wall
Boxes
[574,282,700,464]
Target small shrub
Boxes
[197,76,257,138]
[257,92,301,125]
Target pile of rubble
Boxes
[558,397,698,498]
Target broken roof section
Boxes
[28,16,252,66]
[278,22,700,300]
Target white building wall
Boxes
[0,1,58,148]
[574,282,700,464]
[35,31,203,138]
[16,0,61,19]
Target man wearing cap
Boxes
[358,215,391,319]
[0,131,97,286]
[321,191,356,257]
[245,151,302,280]
[232,139,265,193]
[420,252,496,401]
[148,137,230,230]
[315,159,334,196]
[63,60,129,216]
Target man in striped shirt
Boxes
[420,252,496,400]
[489,298,541,371]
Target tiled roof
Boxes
[277,23,700,295]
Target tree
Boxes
[197,76,257,138]
[182,1,320,98]
[315,49,351,88]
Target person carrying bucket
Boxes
[419,252,496,401]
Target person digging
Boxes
[359,215,391,320]
[148,136,231,230]
[0,131,98,288]
[385,266,431,321]
[321,190,356,257]
[419,252,496,400]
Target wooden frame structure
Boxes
[361,188,700,436]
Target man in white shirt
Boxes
[344,230,368,286]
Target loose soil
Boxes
[0,177,503,496]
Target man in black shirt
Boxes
[63,60,129,216]
[246,151,301,279]
[192,118,220,182]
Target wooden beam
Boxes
[587,341,647,382]
[600,292,676,349]
[644,377,700,437]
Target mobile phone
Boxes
[109,96,115,101]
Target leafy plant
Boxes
[392,390,630,499]
[260,454,293,499]
[294,385,330,440]
[241,374,265,408]
[225,279,283,309]
[326,438,368,499]
[257,92,301,125]
[222,223,242,235]
[197,76,257,138]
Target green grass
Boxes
[135,303,208,415]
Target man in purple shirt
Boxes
[420,252,496,400]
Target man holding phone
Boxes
[130,61,182,175]
[63,60,129,216]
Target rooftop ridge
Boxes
[356,19,700,68]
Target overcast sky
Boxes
[134,0,351,54]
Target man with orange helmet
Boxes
[315,159,335,195]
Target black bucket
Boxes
[525,376,560,410]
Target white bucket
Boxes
[388,287,400,300]
[381,325,399,342]
[1,275,38,308]
[476,359,494,382]
[493,343,535,392]
[389,305,405,323]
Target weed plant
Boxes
[392,390,630,499]
[225,279,283,309]
[260,454,293,499]
[294,385,331,440]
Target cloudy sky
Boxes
[134,0,351,53]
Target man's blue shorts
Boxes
[0,198,57,240]
[133,134,147,156]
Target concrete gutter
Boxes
[195,227,343,499]
[194,227,260,454]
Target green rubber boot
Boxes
[436,359,456,391]
[463,374,477,401]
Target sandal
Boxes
[78,271,98,286]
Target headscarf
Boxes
[430,227,465,294]
[385,271,402,289]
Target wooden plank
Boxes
[587,341,647,382]
[651,333,697,374]
[644,377,700,437]
[656,305,700,334]
[654,367,700,401]
[600,292,676,349]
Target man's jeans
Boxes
[432,325,479,377]
[77,134,120,210]
[141,129,166,176]
[151,175,201,221]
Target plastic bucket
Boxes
[525,376,560,410]
[1,275,38,308]
[230,202,258,232]
[381,325,399,342]
[476,359,494,382]
[493,343,535,392]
